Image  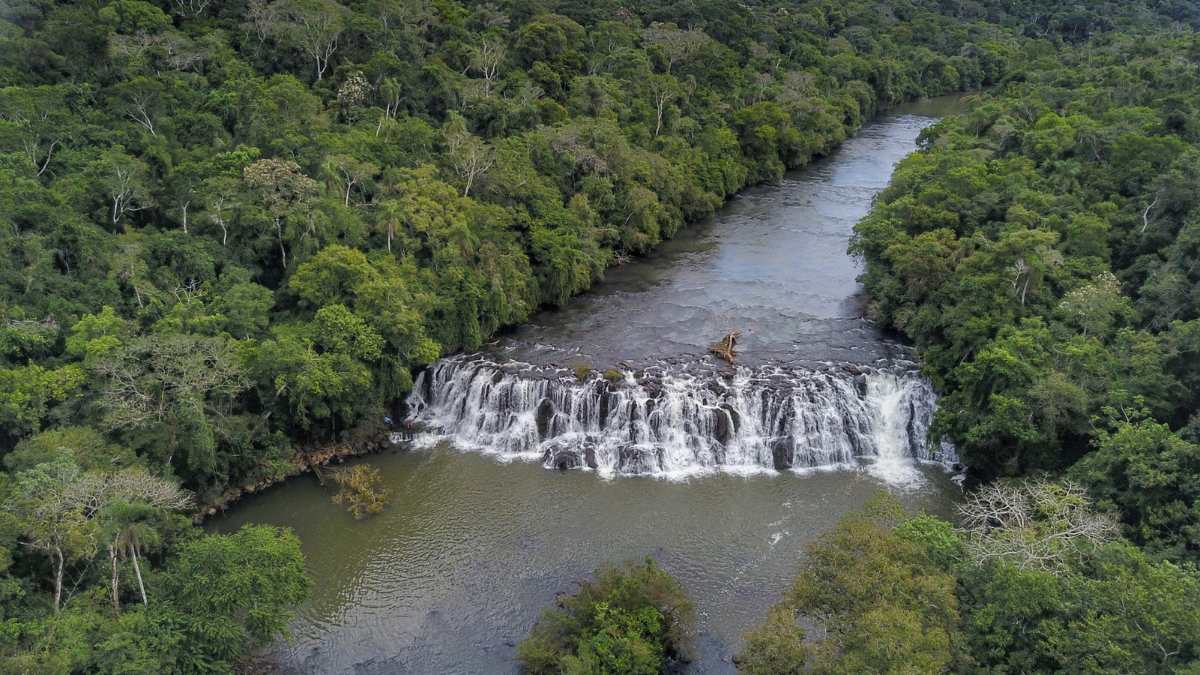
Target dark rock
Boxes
[618,446,654,474]
[854,374,868,396]
[771,437,795,470]
[905,401,919,457]
[536,398,554,439]
[710,440,726,465]
[543,444,581,471]
[713,408,732,445]
[584,445,598,469]
[720,403,741,433]
[628,402,641,443]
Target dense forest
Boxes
[726,23,1200,673]
[2,0,1199,671]
[852,28,1200,562]
[742,7,1200,675]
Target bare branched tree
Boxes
[101,152,153,231]
[641,22,712,74]
[243,158,319,269]
[268,0,349,81]
[647,75,677,138]
[0,86,73,177]
[94,335,247,444]
[958,480,1118,574]
[172,0,212,17]
[443,116,494,197]
[469,38,506,98]
[10,463,192,613]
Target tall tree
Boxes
[266,0,348,81]
[242,158,319,270]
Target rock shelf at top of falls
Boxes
[399,100,966,482]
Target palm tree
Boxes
[377,198,402,254]
[103,502,165,611]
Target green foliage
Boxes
[956,541,1200,673]
[850,27,1200,559]
[1073,421,1200,560]
[156,525,310,669]
[0,363,84,439]
[741,490,1200,674]
[518,558,695,674]
[560,602,665,674]
[1,0,1196,670]
[5,426,136,473]
[0,524,311,674]
[736,606,809,675]
[737,494,959,674]
[330,464,389,519]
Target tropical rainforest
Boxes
[1,0,1199,671]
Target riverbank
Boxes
[211,446,961,673]
[194,429,394,522]
[209,104,966,673]
[198,96,966,521]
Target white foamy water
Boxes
[403,355,956,486]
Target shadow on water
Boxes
[211,95,969,674]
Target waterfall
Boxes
[402,354,956,480]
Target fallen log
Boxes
[709,330,741,364]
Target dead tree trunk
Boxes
[708,330,741,364]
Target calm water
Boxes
[212,96,966,674]
[490,96,961,370]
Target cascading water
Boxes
[403,354,956,481]
[393,109,966,486]
[215,103,971,675]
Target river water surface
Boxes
[212,96,966,674]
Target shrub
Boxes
[330,464,388,519]
[517,558,695,674]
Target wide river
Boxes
[212,96,966,674]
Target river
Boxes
[212,95,966,674]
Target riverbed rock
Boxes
[854,373,868,396]
[771,437,795,470]
[406,352,939,477]
[713,408,733,445]
[618,446,658,474]
[420,367,434,401]
[544,445,581,471]
[536,399,554,439]
[721,403,741,434]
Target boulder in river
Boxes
[536,399,554,439]
[544,445,582,471]
[771,437,795,470]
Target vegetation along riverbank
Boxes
[3,0,1200,671]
